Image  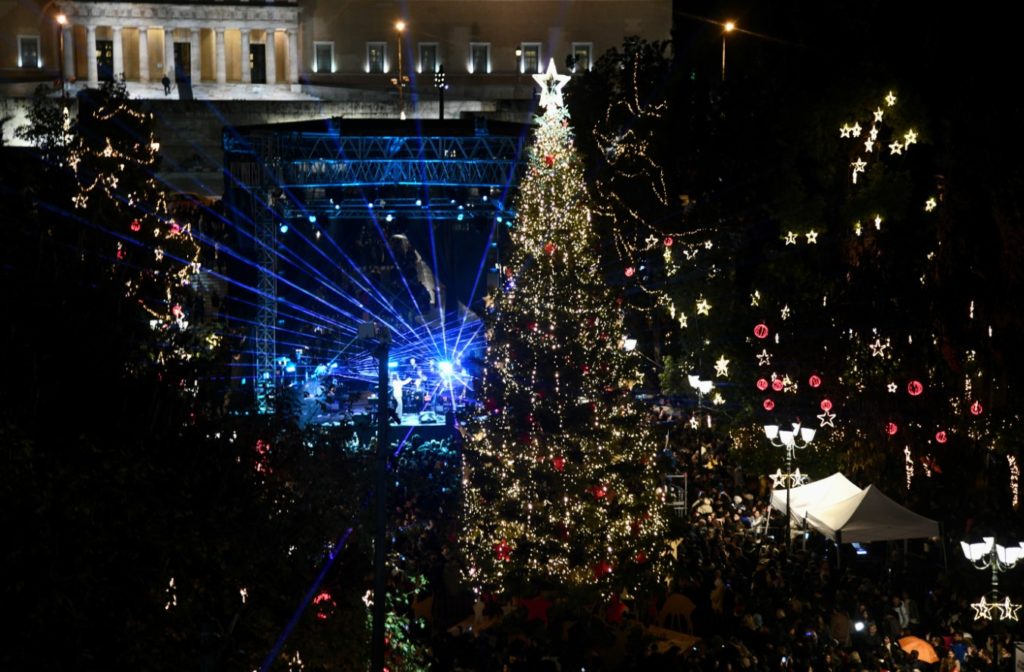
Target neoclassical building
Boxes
[2,0,672,99]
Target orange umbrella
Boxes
[899,636,939,664]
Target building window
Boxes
[519,42,541,74]
[314,41,334,73]
[419,43,438,75]
[571,42,593,72]
[469,42,490,74]
[18,35,40,69]
[366,41,386,73]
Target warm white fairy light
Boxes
[904,446,914,489]
[1010,455,1020,510]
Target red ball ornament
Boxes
[664,236,674,247]
[593,561,613,579]
[763,398,775,411]
[543,241,556,255]
[544,154,555,167]
[552,456,566,472]
[809,374,822,388]
[886,422,899,436]
[935,431,948,443]
[635,551,647,564]
[771,379,784,392]
[625,266,635,277]
[753,323,770,339]
[756,378,769,391]
[494,540,512,562]
[971,400,983,416]
[907,380,924,396]
[130,219,142,232]
[820,399,833,412]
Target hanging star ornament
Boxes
[972,596,994,621]
[887,382,898,393]
[789,469,810,487]
[924,197,937,212]
[780,305,791,320]
[533,59,571,112]
[840,124,853,138]
[817,410,836,427]
[714,355,730,377]
[997,597,1022,621]
[784,231,798,245]
[889,141,904,155]
[851,158,867,184]
[885,91,897,106]
[805,230,818,244]
[695,297,711,315]
[756,349,772,366]
[769,469,788,489]
[851,123,862,137]
[864,138,875,153]
[869,338,889,357]
[904,129,918,145]
[873,107,885,123]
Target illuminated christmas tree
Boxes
[460,61,667,595]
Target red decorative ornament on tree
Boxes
[552,456,566,472]
[544,154,555,167]
[130,219,142,232]
[809,374,822,388]
[820,399,833,412]
[494,539,512,562]
[543,241,556,255]
[886,422,899,436]
[756,378,769,391]
[971,401,983,416]
[771,379,784,392]
[763,398,775,411]
[935,431,948,443]
[907,380,924,396]
[753,323,770,339]
[664,236,673,247]
[624,266,635,277]
[592,560,613,579]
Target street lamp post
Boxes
[962,538,1024,665]
[764,422,815,544]
[392,20,409,120]
[56,13,67,97]
[722,20,735,82]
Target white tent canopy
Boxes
[805,485,939,543]
[769,472,862,522]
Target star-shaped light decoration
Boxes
[869,126,879,141]
[714,355,730,377]
[854,221,863,236]
[873,107,884,123]
[840,124,853,138]
[890,141,904,155]
[756,349,772,366]
[851,123,862,137]
[533,59,571,112]
[689,415,701,430]
[817,410,836,428]
[679,312,688,329]
[751,290,761,307]
[780,305,791,320]
[869,338,889,357]
[805,230,818,244]
[784,231,798,245]
[971,596,994,621]
[695,297,711,316]
[864,138,875,153]
[851,158,867,184]
[885,91,897,106]
[887,382,898,393]
[789,469,810,487]
[712,392,725,406]
[873,214,883,230]
[904,129,918,145]
[644,234,659,249]
[996,597,1022,621]
[769,469,788,489]
[924,197,937,212]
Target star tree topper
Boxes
[533,59,571,112]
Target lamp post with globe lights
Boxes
[391,20,409,119]
[722,20,735,82]
[765,421,815,544]
[961,537,1024,622]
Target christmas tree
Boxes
[460,61,667,594]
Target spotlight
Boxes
[388,360,398,369]
[385,214,394,222]
[308,214,317,223]
[438,361,454,377]
[854,621,865,632]
[457,213,464,221]
[279,223,289,234]
[416,199,422,206]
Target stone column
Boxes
[189,28,200,82]
[215,29,226,83]
[111,26,123,79]
[265,30,277,84]
[287,29,298,84]
[138,28,150,82]
[86,25,98,83]
[62,25,75,81]
[240,30,251,83]
[164,28,174,79]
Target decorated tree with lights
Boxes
[460,61,667,596]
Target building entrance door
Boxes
[250,44,266,83]
[96,40,113,81]
[173,42,191,83]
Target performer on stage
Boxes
[390,371,412,419]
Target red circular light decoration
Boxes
[935,431,948,443]
[809,374,822,388]
[753,323,769,339]
[625,266,635,277]
[763,398,775,411]
[756,378,769,391]
[130,219,141,232]
[543,241,556,255]
[552,456,566,472]
[544,154,555,167]
[664,236,674,247]
[907,380,924,396]
[820,399,833,412]
[771,379,784,392]
[886,422,898,436]
[971,400,983,416]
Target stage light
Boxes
[285,363,296,373]
[439,361,454,377]
[279,223,289,234]
[854,621,864,632]
[308,214,317,223]
[388,360,398,368]
[385,214,394,222]
[457,213,464,221]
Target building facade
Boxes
[2,0,671,100]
